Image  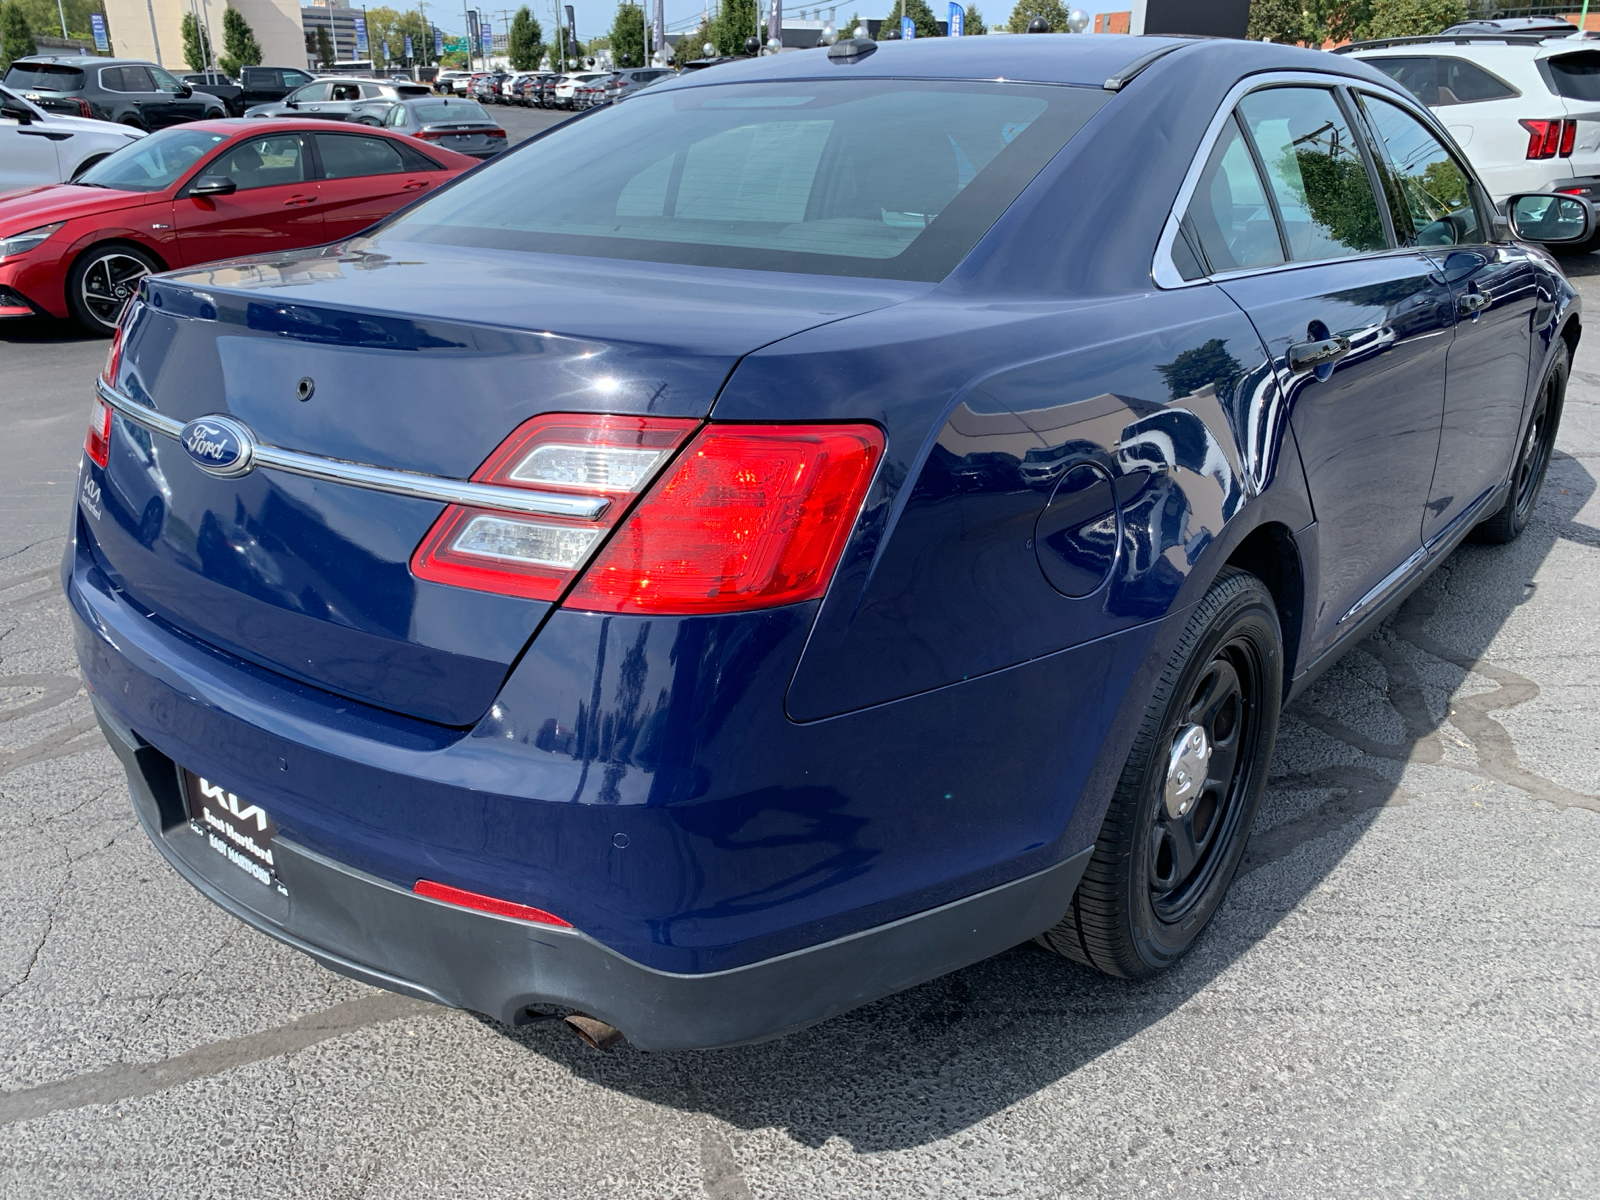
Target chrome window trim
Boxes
[95,378,610,520]
[1151,70,1441,290]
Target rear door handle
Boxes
[1458,292,1490,316]
[1287,335,1352,374]
[402,180,429,191]
[283,195,317,206]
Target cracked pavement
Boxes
[1,265,1598,1198]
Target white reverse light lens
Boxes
[451,515,599,568]
[0,221,65,262]
[508,443,666,492]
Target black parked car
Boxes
[235,65,319,109]
[180,71,243,116]
[2,57,227,128]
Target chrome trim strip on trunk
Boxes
[95,379,610,521]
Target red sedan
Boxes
[0,119,478,334]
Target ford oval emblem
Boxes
[179,415,256,478]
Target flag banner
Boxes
[901,14,914,37]
[948,2,963,35]
[652,0,665,60]
[382,39,390,58]
[404,34,412,56]
[90,12,109,51]
[565,5,577,57]
[435,27,444,53]
[466,9,479,55]
[353,13,369,54]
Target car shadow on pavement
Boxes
[0,316,103,347]
[477,450,1600,1154]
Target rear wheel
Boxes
[1473,344,1567,544]
[1038,567,1282,978]
[66,243,159,336]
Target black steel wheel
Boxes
[1474,344,1567,545]
[1038,567,1282,978]
[66,243,158,336]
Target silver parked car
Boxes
[244,78,432,125]
[381,96,508,158]
[0,84,145,192]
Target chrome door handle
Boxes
[1458,292,1490,316]
[1287,335,1352,374]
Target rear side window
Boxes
[380,80,1111,282]
[317,132,409,179]
[1237,87,1387,261]
[242,68,275,87]
[1365,56,1517,106]
[2,63,85,91]
[1360,95,1484,247]
[121,65,157,93]
[1182,114,1284,277]
[1548,51,1600,101]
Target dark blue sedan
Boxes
[70,34,1582,1050]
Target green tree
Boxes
[675,18,711,63]
[965,4,986,33]
[2,4,37,67]
[1362,0,1463,39]
[844,11,861,35]
[1005,0,1068,34]
[220,5,261,77]
[711,0,756,55]
[608,0,643,66]
[1247,0,1305,43]
[509,6,541,68]
[315,23,335,66]
[876,0,940,38]
[1156,338,1244,401]
[181,11,207,69]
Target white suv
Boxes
[1343,30,1600,241]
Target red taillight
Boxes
[1522,118,1576,159]
[85,399,112,468]
[74,97,93,119]
[414,879,572,927]
[486,127,506,138]
[416,130,443,140]
[410,413,698,601]
[102,320,126,385]
[566,424,884,615]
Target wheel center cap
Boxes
[1164,723,1211,818]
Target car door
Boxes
[285,81,333,117]
[170,131,323,264]
[320,81,365,121]
[1356,91,1542,544]
[113,64,174,129]
[312,130,437,240]
[1190,84,1456,661]
[346,82,390,124]
[150,65,208,124]
[0,92,62,188]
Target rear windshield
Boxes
[410,100,490,122]
[3,63,86,92]
[378,79,1109,281]
[76,127,229,192]
[1548,51,1600,101]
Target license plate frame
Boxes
[182,770,287,896]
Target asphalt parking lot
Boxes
[1,254,1598,1197]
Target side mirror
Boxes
[283,98,298,108]
[177,83,193,97]
[189,175,237,197]
[1507,192,1594,243]
[1,104,32,125]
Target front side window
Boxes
[150,66,186,94]
[377,80,1110,281]
[201,133,309,190]
[282,70,314,88]
[76,127,229,192]
[1182,114,1284,277]
[289,82,332,104]
[1237,87,1387,262]
[1360,94,1483,247]
[317,132,408,179]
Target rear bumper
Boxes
[99,698,1089,1050]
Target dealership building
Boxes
[97,0,339,73]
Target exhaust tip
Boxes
[565,1013,626,1051]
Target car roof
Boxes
[1344,36,1600,63]
[653,34,1401,93]
[9,56,153,67]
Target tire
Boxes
[1473,343,1568,544]
[66,243,160,336]
[356,117,381,126]
[1038,566,1283,978]
[118,116,146,131]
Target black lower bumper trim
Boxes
[99,698,1091,1051]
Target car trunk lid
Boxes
[93,242,923,725]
